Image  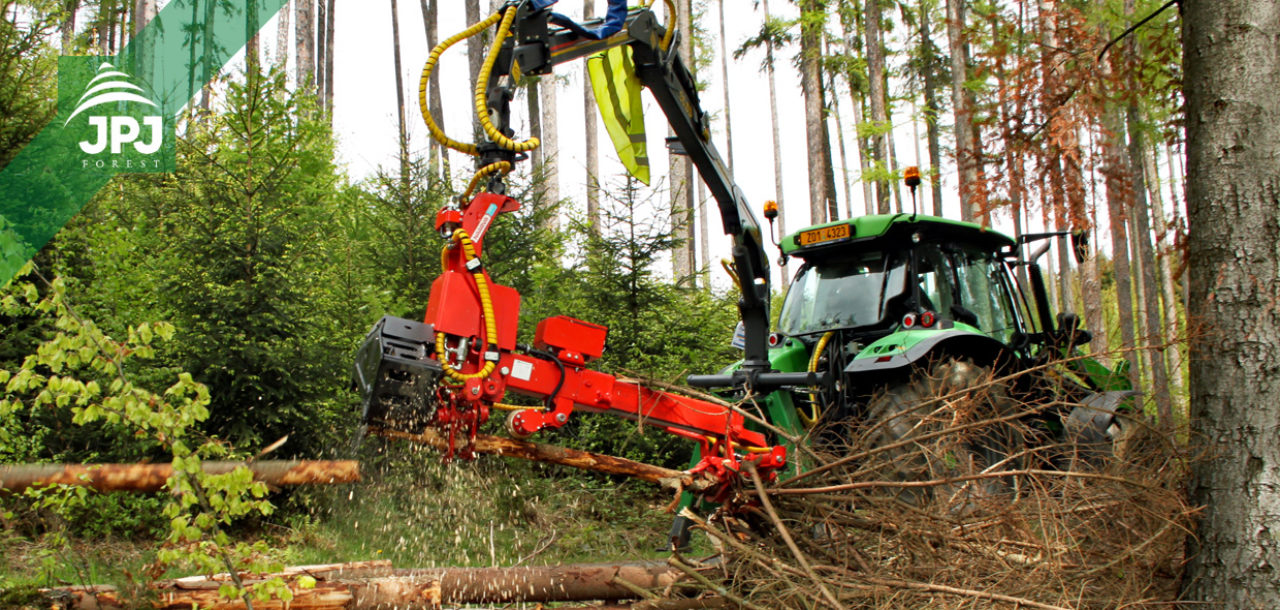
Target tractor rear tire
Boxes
[861,358,1023,509]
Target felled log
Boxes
[372,427,711,491]
[44,560,688,609]
[0,460,360,493]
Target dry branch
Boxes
[0,460,360,493]
[372,426,710,491]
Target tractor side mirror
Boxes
[1071,231,1090,264]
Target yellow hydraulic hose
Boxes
[462,161,513,200]
[418,12,502,156]
[436,228,500,382]
[800,331,835,428]
[720,259,741,291]
[475,7,541,153]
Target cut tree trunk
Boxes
[372,427,710,492]
[45,561,688,609]
[0,461,360,493]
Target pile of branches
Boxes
[676,363,1195,609]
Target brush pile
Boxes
[674,363,1194,609]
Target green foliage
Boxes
[0,265,286,603]
[0,3,57,169]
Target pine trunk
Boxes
[717,0,734,176]
[296,0,315,91]
[316,0,326,107]
[945,0,977,221]
[465,0,483,139]
[390,0,409,191]
[1102,105,1138,388]
[61,0,79,50]
[799,0,830,226]
[246,0,260,77]
[1145,147,1181,399]
[583,0,600,235]
[324,0,335,116]
[1182,2,1280,606]
[919,0,944,217]
[762,0,788,285]
[866,0,890,215]
[276,0,290,68]
[540,76,560,229]
[1124,0,1172,427]
[670,0,696,281]
[421,0,447,180]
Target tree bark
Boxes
[0,461,360,493]
[61,0,80,50]
[865,0,890,215]
[540,74,560,229]
[1102,104,1137,387]
[47,561,682,609]
[799,0,830,226]
[372,427,710,491]
[295,0,315,91]
[584,0,600,236]
[245,0,260,77]
[420,0,447,180]
[275,0,290,68]
[316,0,326,106]
[324,0,335,116]
[670,0,695,281]
[1182,2,1280,606]
[390,0,409,191]
[465,0,484,139]
[1145,146,1181,400]
[716,0,734,177]
[944,0,977,222]
[919,0,944,217]
[762,0,788,285]
[1123,0,1172,427]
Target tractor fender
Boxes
[843,330,1015,381]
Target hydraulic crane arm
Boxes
[479,2,776,378]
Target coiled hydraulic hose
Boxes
[474,7,540,153]
[435,228,499,382]
[417,12,502,156]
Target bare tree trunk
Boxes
[61,0,79,50]
[762,0,788,284]
[1146,146,1182,400]
[199,0,216,110]
[799,0,830,225]
[296,0,315,91]
[670,0,695,280]
[131,0,156,83]
[821,76,839,221]
[945,0,977,222]
[717,0,734,176]
[527,79,544,180]
[698,180,710,288]
[0,461,360,493]
[583,0,600,236]
[1102,105,1138,389]
[466,0,484,139]
[390,0,409,192]
[324,0,335,116]
[919,0,944,217]
[1182,2,1280,606]
[316,0,326,106]
[1124,0,1172,426]
[276,0,290,67]
[246,0,260,77]
[540,75,560,229]
[1082,155,1110,360]
[420,0,448,180]
[1146,147,1182,401]
[866,0,891,215]
[831,75,854,217]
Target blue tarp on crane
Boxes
[529,0,630,40]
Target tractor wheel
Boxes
[860,358,1023,508]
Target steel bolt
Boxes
[501,366,510,376]
[471,386,480,395]
[555,413,568,423]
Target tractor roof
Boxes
[780,214,1015,258]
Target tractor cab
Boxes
[778,214,1025,351]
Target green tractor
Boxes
[673,211,1134,542]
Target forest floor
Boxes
[0,450,693,603]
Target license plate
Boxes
[798,224,851,247]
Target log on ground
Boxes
[43,561,688,609]
[0,460,360,493]
[372,426,711,491]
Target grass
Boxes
[0,442,693,603]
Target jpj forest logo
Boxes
[59,58,175,173]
